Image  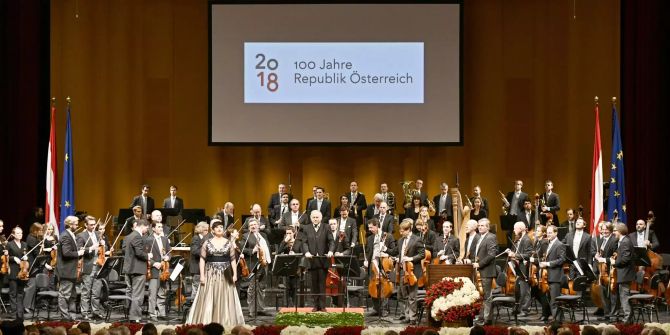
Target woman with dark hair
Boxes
[405,195,422,222]
[186,220,244,325]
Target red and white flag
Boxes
[45,102,60,235]
[590,99,604,234]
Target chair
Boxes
[32,273,59,320]
[555,276,590,324]
[103,270,132,322]
[347,267,368,309]
[629,274,661,323]
[491,265,519,325]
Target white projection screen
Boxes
[209,1,462,144]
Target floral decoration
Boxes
[253,325,287,335]
[425,276,482,322]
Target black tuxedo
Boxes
[418,230,438,254]
[364,232,396,265]
[241,216,271,235]
[300,222,335,310]
[514,233,533,274]
[389,234,425,280]
[335,216,358,247]
[432,193,453,218]
[614,235,636,283]
[242,232,271,270]
[415,191,429,207]
[130,195,155,215]
[57,230,80,280]
[271,203,290,223]
[374,213,394,235]
[278,239,302,254]
[278,210,308,231]
[544,239,566,283]
[540,192,560,224]
[631,229,660,251]
[144,235,171,278]
[473,232,498,278]
[365,204,380,220]
[7,240,28,280]
[306,199,331,221]
[564,230,592,264]
[348,192,367,223]
[190,234,205,275]
[76,230,100,275]
[162,196,184,213]
[517,210,538,228]
[435,234,460,263]
[123,215,143,236]
[268,192,294,211]
[505,191,528,216]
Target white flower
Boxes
[280,326,327,335]
[430,277,481,320]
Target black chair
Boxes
[555,276,590,324]
[32,273,59,320]
[629,274,661,323]
[491,265,519,325]
[103,270,132,322]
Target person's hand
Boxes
[305,252,313,258]
[233,274,237,282]
[380,252,389,258]
[148,253,153,259]
[540,262,548,268]
[2,250,8,256]
[530,257,535,263]
[239,254,244,259]
[335,252,343,256]
[21,255,28,261]
[507,251,516,258]
[472,262,479,269]
[108,247,113,253]
[13,257,20,264]
[542,206,550,212]
[327,251,333,258]
[78,249,86,256]
[646,240,652,247]
[597,257,606,263]
[440,255,447,261]
[260,225,266,230]
[89,246,97,253]
[462,259,471,265]
[201,276,207,285]
[154,262,162,269]
[402,256,412,263]
[364,260,369,267]
[45,264,53,271]
[437,250,445,256]
[163,255,170,261]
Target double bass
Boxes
[368,232,393,299]
[325,231,344,296]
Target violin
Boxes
[159,249,171,282]
[238,247,250,278]
[417,248,431,289]
[0,235,9,275]
[609,252,618,293]
[18,243,31,281]
[539,252,550,293]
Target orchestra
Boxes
[0,179,657,327]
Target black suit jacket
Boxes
[514,233,533,274]
[432,193,453,218]
[57,231,80,280]
[544,239,566,283]
[243,232,271,270]
[364,233,396,265]
[241,216,271,235]
[162,196,184,213]
[418,230,438,254]
[278,211,308,231]
[123,230,150,275]
[299,223,335,269]
[130,195,155,215]
[614,235,636,283]
[348,192,367,222]
[540,192,560,223]
[306,199,331,221]
[469,197,490,214]
[271,204,290,223]
[416,192,429,207]
[435,234,460,263]
[190,234,204,274]
[592,234,618,275]
[76,230,100,275]
[25,235,40,274]
[564,231,592,263]
[6,240,28,280]
[374,214,394,235]
[145,235,171,278]
[631,229,660,251]
[389,234,425,280]
[517,210,538,228]
[335,217,358,247]
[473,232,498,278]
[365,204,380,220]
[278,239,303,255]
[505,191,528,216]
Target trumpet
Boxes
[498,190,510,215]
[386,192,396,210]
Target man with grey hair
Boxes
[471,218,498,325]
[123,219,152,322]
[302,210,335,311]
[57,215,86,320]
[365,193,383,221]
[433,182,453,219]
[507,221,533,316]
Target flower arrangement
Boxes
[253,325,287,335]
[424,276,482,323]
[111,322,144,335]
[34,321,77,330]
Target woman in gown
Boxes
[186,220,245,325]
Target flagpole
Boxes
[590,96,604,235]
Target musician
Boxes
[416,218,437,255]
[560,209,576,233]
[190,221,209,298]
[470,219,497,326]
[57,216,86,321]
[23,222,42,315]
[349,181,367,227]
[7,226,29,319]
[122,219,152,322]
[336,207,357,250]
[42,222,59,290]
[77,216,103,320]
[306,187,332,222]
[363,218,396,317]
[461,220,480,261]
[240,204,270,236]
[327,219,347,307]
[507,221,533,316]
[90,222,111,320]
[124,206,144,236]
[470,197,488,221]
[564,217,592,278]
[0,220,6,296]
[540,180,560,224]
[242,218,272,317]
[405,195,422,222]
[389,219,424,324]
[130,184,155,217]
[271,193,291,224]
[268,183,293,212]
[301,210,335,312]
[538,224,566,321]
[277,228,302,307]
[215,202,235,227]
[517,200,537,230]
[365,194,382,221]
[304,185,318,212]
[632,219,660,251]
[413,179,429,207]
[145,222,171,321]
[471,186,489,214]
[374,202,394,235]
[593,221,618,321]
[433,183,453,221]
[380,183,394,215]
[278,199,308,231]
[150,209,171,242]
[505,180,528,217]
[529,224,551,321]
[162,185,184,214]
[610,222,635,323]
[435,221,459,264]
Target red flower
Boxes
[399,326,439,335]
[252,325,287,335]
[614,323,644,335]
[324,326,364,335]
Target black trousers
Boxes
[9,279,26,319]
[531,285,551,317]
[310,268,326,310]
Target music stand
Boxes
[30,255,50,277]
[634,247,651,267]
[272,254,305,312]
[167,256,186,318]
[96,256,123,279]
[576,258,597,282]
[181,209,206,224]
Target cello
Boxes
[368,232,393,299]
[325,231,344,296]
